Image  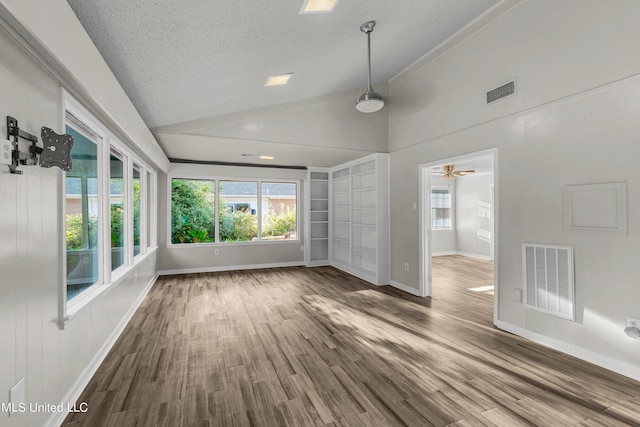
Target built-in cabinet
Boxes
[305,169,330,265]
[330,153,389,285]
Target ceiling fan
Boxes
[432,164,475,179]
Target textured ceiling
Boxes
[66,0,500,131]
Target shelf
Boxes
[311,237,329,241]
[352,246,376,254]
[352,223,376,228]
[311,220,329,224]
[333,237,350,243]
[351,207,375,210]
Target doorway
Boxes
[419,148,498,324]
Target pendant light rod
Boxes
[356,20,384,113]
[361,21,375,92]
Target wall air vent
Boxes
[522,243,575,321]
[487,80,515,104]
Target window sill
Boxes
[165,239,301,249]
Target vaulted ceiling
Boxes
[67,0,502,167]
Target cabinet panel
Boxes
[329,154,389,285]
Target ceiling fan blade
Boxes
[454,169,475,174]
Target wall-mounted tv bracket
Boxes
[40,126,73,171]
[5,116,73,174]
[6,116,39,174]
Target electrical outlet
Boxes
[514,288,523,303]
[214,249,219,255]
[1,139,12,166]
[404,262,409,271]
[627,318,640,328]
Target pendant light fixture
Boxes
[356,21,384,113]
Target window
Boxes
[171,179,216,243]
[110,150,126,271]
[261,182,297,240]
[62,90,157,322]
[170,177,298,244]
[65,122,101,300]
[219,181,258,242]
[133,164,142,256]
[431,187,453,230]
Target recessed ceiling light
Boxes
[300,0,340,14]
[259,156,275,160]
[264,73,293,87]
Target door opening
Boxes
[419,149,498,324]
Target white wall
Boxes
[388,0,640,379]
[0,4,164,426]
[158,163,306,274]
[455,173,493,259]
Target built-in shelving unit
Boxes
[329,153,389,285]
[305,169,330,265]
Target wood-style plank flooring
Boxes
[63,259,640,426]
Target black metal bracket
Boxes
[40,127,73,171]
[5,116,73,174]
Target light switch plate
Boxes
[0,139,12,166]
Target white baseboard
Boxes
[389,280,425,297]
[46,274,158,427]
[494,319,640,382]
[305,260,331,267]
[431,251,492,260]
[158,261,306,276]
[456,251,493,261]
[432,251,458,257]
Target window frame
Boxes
[431,185,455,231]
[60,89,157,327]
[167,174,300,247]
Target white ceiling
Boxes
[66,0,502,166]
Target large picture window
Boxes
[219,181,258,242]
[171,179,216,243]
[170,177,298,244]
[261,182,297,241]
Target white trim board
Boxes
[45,274,159,427]
[158,261,306,276]
[389,280,425,297]
[432,251,493,261]
[494,319,640,382]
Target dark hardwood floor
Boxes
[63,261,640,426]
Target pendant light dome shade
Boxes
[356,90,384,113]
[356,21,384,113]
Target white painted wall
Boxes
[158,163,306,274]
[0,24,160,427]
[388,0,640,378]
[455,173,493,259]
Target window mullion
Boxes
[101,138,111,285]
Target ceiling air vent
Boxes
[487,80,515,104]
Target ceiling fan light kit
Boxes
[356,21,385,113]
